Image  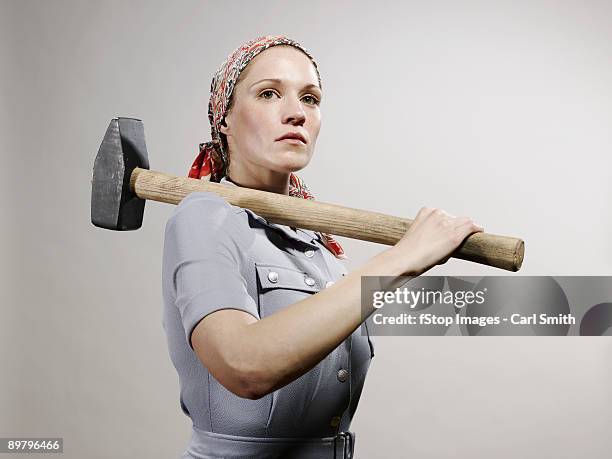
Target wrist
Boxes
[374,247,421,277]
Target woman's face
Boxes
[220,45,322,179]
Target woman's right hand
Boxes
[391,207,485,275]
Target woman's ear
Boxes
[219,116,230,136]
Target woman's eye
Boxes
[259,90,320,105]
[302,95,320,106]
[260,90,278,99]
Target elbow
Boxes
[193,338,276,400]
[236,386,269,401]
[224,358,276,400]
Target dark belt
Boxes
[183,425,356,458]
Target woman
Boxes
[162,35,483,459]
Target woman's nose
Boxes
[282,96,306,125]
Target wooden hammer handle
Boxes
[131,168,524,272]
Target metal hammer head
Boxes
[91,117,150,230]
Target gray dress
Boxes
[162,178,375,458]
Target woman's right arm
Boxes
[191,206,484,400]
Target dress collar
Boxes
[218,176,320,246]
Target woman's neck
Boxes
[227,165,291,195]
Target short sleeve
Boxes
[163,192,259,347]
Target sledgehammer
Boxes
[91,117,525,272]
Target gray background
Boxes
[1,0,611,457]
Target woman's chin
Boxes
[272,152,312,172]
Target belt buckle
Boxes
[333,431,354,459]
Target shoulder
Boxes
[167,192,242,228]
[171,191,233,218]
[164,191,250,246]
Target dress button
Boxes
[325,281,335,288]
[304,250,315,258]
[304,276,315,287]
[267,271,279,283]
[337,369,349,382]
[330,416,341,428]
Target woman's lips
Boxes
[278,138,306,145]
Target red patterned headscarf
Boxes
[188,35,345,259]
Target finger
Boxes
[414,206,435,223]
[436,254,452,266]
[456,219,485,236]
[416,206,434,218]
[451,216,476,229]
[425,208,454,225]
[436,208,455,219]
